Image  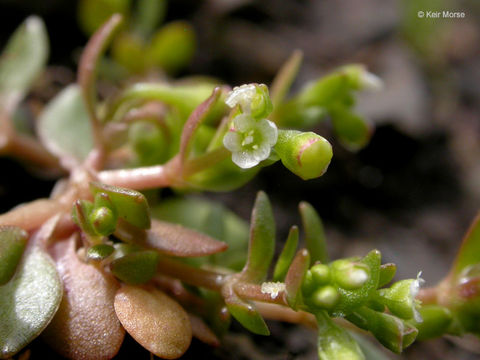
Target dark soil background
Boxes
[1,0,480,359]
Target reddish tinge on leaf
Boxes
[42,236,125,360]
[115,218,228,257]
[285,248,310,310]
[189,314,220,347]
[114,285,192,359]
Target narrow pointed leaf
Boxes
[0,244,62,358]
[37,85,93,164]
[114,286,192,359]
[90,181,150,229]
[315,311,365,360]
[299,202,328,264]
[223,285,269,335]
[115,218,228,257]
[241,191,275,283]
[274,225,299,282]
[110,250,159,284]
[285,248,310,310]
[378,263,396,288]
[42,237,124,360]
[270,50,303,107]
[347,306,418,354]
[189,314,220,347]
[0,226,28,285]
[451,212,480,277]
[0,16,48,112]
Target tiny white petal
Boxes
[257,119,278,146]
[232,151,260,169]
[261,282,286,299]
[223,131,242,152]
[411,271,425,323]
[225,84,257,111]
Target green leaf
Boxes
[0,247,62,358]
[285,248,310,310]
[329,106,372,151]
[0,226,28,285]
[90,181,151,229]
[87,244,115,261]
[240,191,276,283]
[223,286,269,336]
[411,305,453,340]
[315,311,365,360]
[270,50,303,107]
[37,85,93,163]
[299,202,328,264]
[71,199,96,235]
[273,225,299,282]
[147,21,196,74]
[451,213,480,277]
[347,306,418,354]
[0,16,48,112]
[77,0,130,36]
[110,250,159,284]
[132,0,166,38]
[378,263,396,288]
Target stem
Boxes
[254,302,317,328]
[7,133,62,170]
[0,199,63,231]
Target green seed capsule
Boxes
[90,206,117,236]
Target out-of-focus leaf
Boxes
[147,21,195,74]
[132,0,166,38]
[451,213,480,277]
[90,181,150,229]
[77,0,130,36]
[299,202,328,265]
[110,250,159,284]
[0,226,28,285]
[240,191,275,283]
[42,237,124,360]
[111,32,146,73]
[189,314,220,347]
[0,16,48,112]
[114,285,192,359]
[115,218,228,257]
[315,310,365,360]
[71,199,95,235]
[285,248,310,310]
[223,285,269,336]
[378,263,397,288]
[37,85,93,164]
[329,106,372,151]
[270,50,303,107]
[273,226,299,282]
[0,245,62,358]
[349,332,391,360]
[412,305,453,340]
[151,196,249,269]
[86,244,114,261]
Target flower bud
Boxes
[332,260,370,290]
[275,130,332,180]
[311,264,330,285]
[225,83,273,119]
[311,285,340,309]
[90,206,117,236]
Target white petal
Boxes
[223,131,242,152]
[225,84,257,110]
[251,143,271,162]
[232,150,260,169]
[257,119,278,146]
[233,114,256,132]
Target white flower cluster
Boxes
[223,84,277,169]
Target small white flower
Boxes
[410,271,425,323]
[261,282,286,299]
[225,84,257,113]
[223,114,278,169]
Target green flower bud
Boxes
[332,260,370,290]
[275,130,333,180]
[378,272,424,322]
[90,206,117,236]
[311,285,340,309]
[311,264,330,285]
[302,270,315,296]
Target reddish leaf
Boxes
[285,248,310,310]
[115,218,228,257]
[189,314,220,347]
[114,285,192,359]
[42,236,125,360]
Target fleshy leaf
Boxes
[285,248,310,310]
[90,181,150,229]
[223,285,270,336]
[240,191,275,283]
[0,16,48,112]
[347,306,418,354]
[42,237,125,359]
[273,225,299,282]
[0,245,62,358]
[189,314,220,347]
[378,263,397,288]
[329,106,372,151]
[110,250,159,284]
[86,244,114,261]
[0,226,28,285]
[115,218,228,257]
[114,285,192,359]
[412,305,453,340]
[77,0,129,36]
[299,202,328,264]
[451,212,480,277]
[270,50,303,107]
[132,0,166,38]
[315,311,365,360]
[37,85,93,164]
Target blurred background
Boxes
[0,0,480,359]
